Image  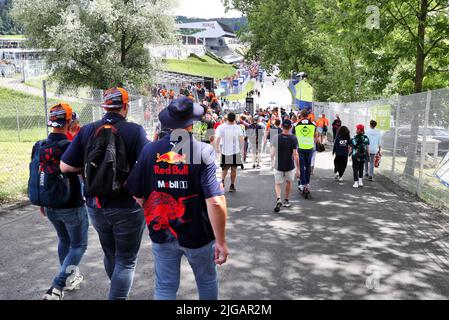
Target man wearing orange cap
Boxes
[30,103,88,300]
[60,87,149,300]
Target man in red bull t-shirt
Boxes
[127,96,228,300]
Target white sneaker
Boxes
[358,179,364,188]
[64,274,83,291]
[335,173,339,180]
[43,287,64,300]
[298,185,304,192]
[338,177,344,182]
[353,182,359,189]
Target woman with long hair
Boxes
[333,126,351,182]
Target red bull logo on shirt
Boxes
[156,152,187,165]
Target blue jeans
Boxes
[88,207,146,300]
[152,241,218,300]
[45,206,89,290]
[299,149,314,186]
[364,154,376,177]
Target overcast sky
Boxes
[172,0,242,18]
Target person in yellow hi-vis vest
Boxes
[294,109,319,198]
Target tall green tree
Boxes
[0,0,22,34]
[226,0,449,178]
[378,0,449,176]
[12,0,176,90]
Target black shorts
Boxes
[221,153,243,169]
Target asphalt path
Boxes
[1,150,449,300]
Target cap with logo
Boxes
[159,96,206,129]
[48,103,73,128]
[101,87,129,109]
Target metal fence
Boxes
[0,82,168,202]
[316,88,449,210]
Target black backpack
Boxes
[355,136,367,162]
[84,120,129,197]
[28,139,71,207]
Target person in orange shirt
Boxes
[67,112,81,142]
[307,112,316,123]
[316,114,330,144]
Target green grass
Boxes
[163,55,237,79]
[0,142,34,203]
[226,80,256,101]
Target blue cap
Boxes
[282,119,292,128]
[159,96,205,129]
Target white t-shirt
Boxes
[216,122,244,156]
[366,128,381,154]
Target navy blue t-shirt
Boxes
[126,134,224,249]
[333,135,350,157]
[271,133,298,172]
[61,113,149,209]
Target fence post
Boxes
[418,90,432,195]
[392,95,401,174]
[43,80,49,137]
[15,106,21,142]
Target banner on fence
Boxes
[372,105,391,131]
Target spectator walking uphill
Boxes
[349,124,370,189]
[28,103,88,300]
[332,114,342,142]
[127,97,229,300]
[60,87,149,300]
[216,112,245,193]
[270,119,300,213]
[365,120,382,181]
[316,114,330,145]
[333,126,351,182]
[294,110,319,198]
[248,116,265,169]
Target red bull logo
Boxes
[156,152,187,165]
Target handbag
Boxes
[375,153,382,168]
[316,142,326,153]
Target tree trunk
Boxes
[404,0,428,178]
[121,30,126,65]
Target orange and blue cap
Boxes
[48,103,73,128]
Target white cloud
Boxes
[171,0,242,18]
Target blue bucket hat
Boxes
[159,96,205,129]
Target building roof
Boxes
[175,21,236,39]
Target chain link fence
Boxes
[0,81,169,203]
[316,88,449,211]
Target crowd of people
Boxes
[28,85,382,301]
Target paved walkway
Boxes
[0,77,82,103]
[1,150,449,300]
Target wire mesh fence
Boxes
[0,82,168,203]
[317,88,449,210]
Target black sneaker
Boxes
[253,164,256,169]
[368,176,373,181]
[229,184,236,193]
[274,199,282,213]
